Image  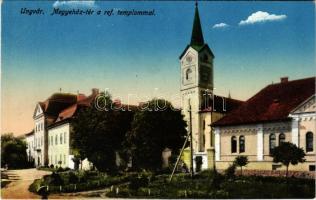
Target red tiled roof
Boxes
[46,90,138,125]
[56,104,78,122]
[212,77,316,127]
[200,95,243,113]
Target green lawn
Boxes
[29,170,315,198]
[107,170,315,199]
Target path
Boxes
[1,168,51,199]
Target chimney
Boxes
[91,88,99,95]
[280,77,288,83]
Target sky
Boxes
[1,1,315,135]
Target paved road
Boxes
[1,168,51,199]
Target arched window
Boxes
[279,133,285,144]
[306,132,313,152]
[185,68,192,81]
[239,136,245,153]
[231,136,237,153]
[269,134,276,154]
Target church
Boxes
[179,2,315,173]
[179,2,243,170]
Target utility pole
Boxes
[188,100,194,178]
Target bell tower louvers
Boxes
[180,2,214,155]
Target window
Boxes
[231,136,237,153]
[64,155,66,164]
[55,155,57,164]
[60,133,63,144]
[55,135,58,145]
[309,165,315,171]
[306,132,313,152]
[48,137,50,146]
[203,120,205,130]
[269,134,276,154]
[279,133,285,144]
[239,136,245,153]
[185,68,192,81]
[64,132,66,144]
[51,136,53,146]
[203,54,208,62]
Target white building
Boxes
[212,77,316,172]
[25,89,99,169]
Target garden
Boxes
[29,167,315,199]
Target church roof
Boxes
[200,95,243,113]
[212,77,316,127]
[179,3,214,59]
[191,3,204,46]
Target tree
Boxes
[1,133,29,169]
[270,142,306,177]
[126,99,187,171]
[234,155,248,176]
[71,92,134,173]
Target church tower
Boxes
[180,2,214,158]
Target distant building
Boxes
[25,89,99,169]
[212,77,316,172]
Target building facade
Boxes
[25,89,99,169]
[213,77,316,172]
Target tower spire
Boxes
[190,1,204,46]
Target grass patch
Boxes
[106,170,315,199]
[29,170,137,194]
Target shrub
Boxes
[29,179,43,193]
[56,167,62,172]
[68,172,79,184]
[234,156,249,176]
[224,164,236,179]
[49,164,54,168]
[128,173,151,190]
[50,172,64,185]
[210,171,223,189]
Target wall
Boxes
[215,120,315,172]
[47,123,72,168]
[34,116,45,166]
[25,134,35,164]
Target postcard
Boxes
[1,0,315,199]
